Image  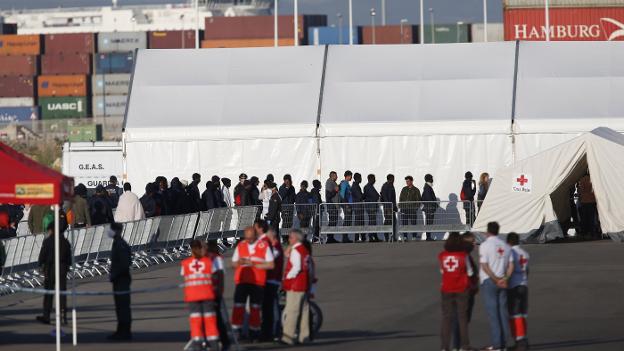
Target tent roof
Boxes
[0,142,73,205]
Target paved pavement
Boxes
[1,240,624,351]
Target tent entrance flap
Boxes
[548,153,589,236]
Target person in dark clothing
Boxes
[186,173,202,213]
[206,240,230,350]
[399,175,422,241]
[310,180,323,241]
[295,181,312,229]
[380,174,397,242]
[243,179,254,206]
[36,221,71,325]
[105,176,124,208]
[324,171,340,244]
[279,175,296,235]
[89,185,114,225]
[170,178,190,215]
[0,204,23,238]
[461,172,477,226]
[266,183,282,234]
[234,173,248,206]
[338,171,354,243]
[422,174,438,241]
[201,181,218,211]
[211,175,226,208]
[363,174,381,242]
[153,176,169,216]
[351,173,365,242]
[250,176,261,206]
[108,222,133,341]
[140,183,158,218]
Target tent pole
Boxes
[54,204,61,351]
[70,226,77,346]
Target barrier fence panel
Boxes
[397,201,473,239]
[279,204,318,239]
[319,202,394,242]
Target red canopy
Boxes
[0,142,73,205]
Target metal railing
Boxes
[319,202,395,242]
[396,201,474,240]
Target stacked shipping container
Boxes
[0,34,40,123]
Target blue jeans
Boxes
[481,278,511,348]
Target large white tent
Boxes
[473,128,624,243]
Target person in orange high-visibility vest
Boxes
[182,239,220,351]
[231,226,275,341]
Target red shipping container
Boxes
[41,53,91,75]
[360,25,415,44]
[204,15,304,40]
[44,33,95,54]
[148,30,196,49]
[0,76,35,97]
[504,7,624,41]
[0,55,38,76]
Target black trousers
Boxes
[215,297,231,348]
[424,210,435,240]
[282,207,294,229]
[366,206,378,241]
[382,205,394,241]
[400,208,419,239]
[326,204,339,241]
[261,283,280,340]
[113,278,132,335]
[43,266,68,318]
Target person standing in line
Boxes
[70,184,91,228]
[507,233,530,351]
[422,174,438,241]
[201,181,218,211]
[28,204,51,234]
[310,180,323,240]
[380,174,397,242]
[212,176,226,208]
[234,173,248,207]
[452,232,479,351]
[461,172,477,226]
[351,173,365,242]
[36,222,71,325]
[140,183,158,218]
[479,222,514,351]
[266,183,282,234]
[221,178,233,207]
[255,221,284,342]
[363,174,381,242]
[477,172,490,213]
[398,176,422,241]
[205,240,230,351]
[279,175,296,237]
[338,171,354,244]
[108,222,133,341]
[154,176,170,216]
[231,227,275,341]
[324,171,340,244]
[114,183,145,223]
[187,173,202,213]
[259,179,274,218]
[249,176,261,206]
[105,176,124,208]
[295,181,313,229]
[90,185,115,225]
[281,229,312,345]
[181,240,220,351]
[438,232,475,351]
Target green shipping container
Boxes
[422,23,471,44]
[39,96,88,119]
[68,124,103,142]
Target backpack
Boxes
[460,188,467,201]
[42,211,54,233]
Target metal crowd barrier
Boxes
[319,202,395,242]
[396,201,474,240]
[279,204,319,240]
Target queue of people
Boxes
[438,222,530,351]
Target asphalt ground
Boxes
[1,240,624,351]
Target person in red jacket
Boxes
[181,240,220,351]
[281,229,312,345]
[231,226,275,341]
[254,219,284,342]
[438,232,475,351]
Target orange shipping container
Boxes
[0,34,41,55]
[201,38,296,48]
[37,75,87,97]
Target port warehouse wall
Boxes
[123,42,624,201]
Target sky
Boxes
[1,0,504,26]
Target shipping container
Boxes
[94,52,135,74]
[0,106,39,123]
[38,75,88,97]
[68,124,103,142]
[44,33,95,54]
[91,74,131,96]
[97,32,147,53]
[0,55,38,76]
[0,97,35,107]
[92,95,127,117]
[0,34,41,55]
[201,38,296,48]
[504,0,624,7]
[420,23,472,43]
[204,15,317,40]
[0,76,35,97]
[39,96,88,119]
[471,23,505,42]
[504,7,624,40]
[360,25,418,44]
[308,26,359,45]
[148,30,198,49]
[41,53,91,75]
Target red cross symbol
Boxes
[443,256,459,272]
[516,175,529,186]
[497,247,505,257]
[519,255,528,269]
[190,259,205,274]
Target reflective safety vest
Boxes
[181,257,214,302]
[283,244,310,292]
[438,251,470,293]
[234,241,269,287]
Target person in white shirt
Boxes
[113,183,145,223]
[221,178,233,207]
[507,232,530,350]
[479,222,514,351]
[259,179,274,218]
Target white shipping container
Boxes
[98,31,147,53]
[471,23,504,42]
[0,97,35,107]
[92,74,131,96]
[62,141,123,189]
[92,94,127,117]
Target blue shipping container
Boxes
[0,106,39,123]
[94,52,135,74]
[307,26,359,45]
